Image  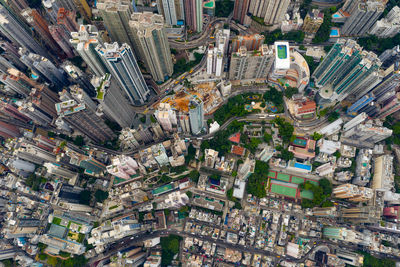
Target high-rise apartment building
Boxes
[302,9,324,34]
[342,119,392,144]
[370,6,400,37]
[184,0,202,32]
[313,39,382,103]
[107,155,138,179]
[0,5,49,58]
[332,183,373,202]
[340,206,381,224]
[21,8,63,57]
[157,0,185,25]
[91,74,136,128]
[341,0,385,36]
[44,162,78,182]
[57,8,78,33]
[188,96,204,135]
[129,12,173,82]
[1,68,38,97]
[372,154,394,191]
[0,99,31,123]
[0,120,20,138]
[42,0,60,24]
[229,45,274,82]
[49,25,75,58]
[19,49,69,88]
[61,62,96,97]
[233,0,250,25]
[96,0,135,48]
[70,25,108,76]
[155,103,177,132]
[178,112,190,134]
[96,42,151,105]
[248,0,290,25]
[354,60,400,117]
[376,92,400,119]
[55,99,115,143]
[207,44,223,77]
[231,34,265,53]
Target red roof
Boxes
[229,132,241,143]
[231,145,245,156]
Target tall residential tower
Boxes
[129,12,173,82]
[96,42,151,105]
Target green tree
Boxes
[328,111,340,122]
[284,87,299,99]
[188,170,200,183]
[94,189,109,203]
[273,117,294,143]
[186,191,193,198]
[263,133,272,143]
[311,132,323,141]
[186,144,196,163]
[160,235,182,266]
[73,136,85,146]
[312,8,334,44]
[215,0,234,17]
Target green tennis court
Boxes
[270,183,297,198]
[276,173,290,182]
[291,176,305,184]
[268,171,277,178]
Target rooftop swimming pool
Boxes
[330,29,339,36]
[294,162,312,171]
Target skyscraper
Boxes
[70,25,108,77]
[229,45,274,82]
[157,0,185,25]
[1,68,38,97]
[19,48,69,89]
[21,8,63,57]
[341,0,385,36]
[0,5,49,58]
[184,0,202,32]
[313,39,382,103]
[96,42,151,105]
[369,6,400,38]
[49,25,75,58]
[55,99,116,143]
[96,0,135,48]
[129,12,173,82]
[57,8,78,33]
[91,74,136,128]
[155,103,177,132]
[248,0,290,25]
[207,44,223,77]
[61,62,96,97]
[188,95,204,135]
[231,34,265,53]
[233,0,250,25]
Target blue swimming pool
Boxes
[332,14,341,18]
[330,29,339,36]
[294,162,312,171]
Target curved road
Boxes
[169,15,232,49]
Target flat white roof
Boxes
[274,41,290,69]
